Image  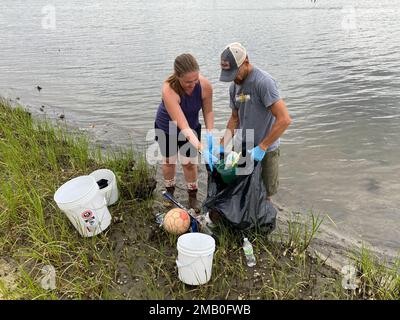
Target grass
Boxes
[0,99,155,299]
[0,98,399,300]
[346,246,400,299]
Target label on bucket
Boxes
[81,210,94,220]
[81,210,98,233]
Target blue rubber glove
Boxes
[218,145,224,161]
[206,132,214,156]
[248,145,267,162]
[206,132,214,170]
[201,149,218,172]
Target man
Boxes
[219,42,292,201]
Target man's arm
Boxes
[258,99,292,151]
[220,109,239,148]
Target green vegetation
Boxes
[0,99,156,299]
[0,99,398,300]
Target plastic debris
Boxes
[195,214,214,236]
[155,212,165,227]
[40,265,56,290]
[341,264,359,290]
[224,151,240,169]
[341,265,356,276]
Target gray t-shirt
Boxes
[229,66,281,151]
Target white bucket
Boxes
[89,169,119,206]
[54,175,112,237]
[176,233,216,285]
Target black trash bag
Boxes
[202,160,277,233]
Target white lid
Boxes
[54,175,97,204]
[177,233,215,253]
[89,168,115,182]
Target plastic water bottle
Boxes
[242,238,256,267]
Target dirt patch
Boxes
[0,257,19,299]
[104,170,344,299]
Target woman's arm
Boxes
[162,82,202,150]
[200,75,214,133]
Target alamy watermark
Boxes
[145,123,259,175]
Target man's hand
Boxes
[248,145,267,162]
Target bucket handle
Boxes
[176,259,197,269]
[176,255,211,269]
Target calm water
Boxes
[1,0,399,254]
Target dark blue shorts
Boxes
[154,122,201,158]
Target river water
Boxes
[1,0,399,255]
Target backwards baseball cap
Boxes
[219,42,247,82]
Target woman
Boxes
[154,53,215,212]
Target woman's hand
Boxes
[206,132,214,156]
[199,144,218,172]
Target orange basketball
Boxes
[163,208,190,235]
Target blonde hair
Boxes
[166,53,199,96]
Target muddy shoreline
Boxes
[1,100,398,300]
[9,97,398,266]
[155,166,398,273]
[18,97,400,265]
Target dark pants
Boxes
[261,147,280,197]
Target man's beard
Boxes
[234,68,248,85]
